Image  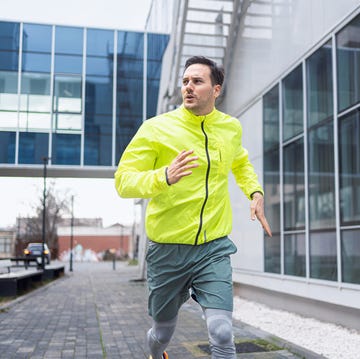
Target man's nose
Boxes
[185,81,194,91]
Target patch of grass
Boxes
[128,259,138,266]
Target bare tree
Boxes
[16,181,70,259]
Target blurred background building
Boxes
[1,0,359,329]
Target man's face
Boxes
[181,64,221,116]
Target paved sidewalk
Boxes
[0,262,324,358]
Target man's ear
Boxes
[214,84,221,98]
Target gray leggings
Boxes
[147,308,236,359]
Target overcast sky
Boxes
[0,1,153,228]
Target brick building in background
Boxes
[57,219,136,261]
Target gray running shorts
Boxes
[146,236,237,322]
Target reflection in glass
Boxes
[53,75,82,112]
[55,26,83,75]
[0,70,18,128]
[52,134,80,165]
[85,30,114,166]
[284,233,306,277]
[263,85,279,152]
[308,123,335,230]
[84,115,112,166]
[339,110,360,225]
[0,131,15,163]
[18,132,48,164]
[116,31,144,162]
[337,14,360,112]
[55,26,83,54]
[282,65,303,141]
[264,234,281,274]
[19,112,51,130]
[147,33,169,117]
[85,76,112,115]
[55,114,81,131]
[22,24,51,53]
[22,24,51,73]
[307,41,333,127]
[342,229,360,284]
[283,138,305,230]
[264,150,280,233]
[310,231,337,281]
[0,22,20,71]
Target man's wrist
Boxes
[250,191,263,200]
[165,167,171,186]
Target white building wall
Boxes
[223,0,360,321]
[223,0,360,117]
[229,99,264,272]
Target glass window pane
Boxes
[22,24,52,52]
[54,113,81,131]
[342,229,360,284]
[283,138,305,230]
[0,70,18,111]
[54,75,82,113]
[339,110,360,225]
[337,14,360,112]
[116,31,144,161]
[22,52,51,73]
[54,54,82,74]
[310,231,337,281]
[86,76,113,115]
[264,150,280,233]
[263,85,279,151]
[87,29,114,56]
[116,27,143,163]
[284,233,306,277]
[55,26,83,55]
[0,111,17,129]
[308,122,336,230]
[1,22,19,71]
[147,33,169,118]
[0,50,19,71]
[264,234,281,273]
[0,131,15,163]
[21,72,50,95]
[84,114,112,166]
[52,133,80,165]
[282,64,303,141]
[0,21,20,51]
[19,112,51,130]
[307,41,333,127]
[86,57,113,76]
[18,132,49,164]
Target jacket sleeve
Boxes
[114,121,169,199]
[231,122,264,200]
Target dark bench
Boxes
[0,268,44,297]
[43,264,65,280]
[10,257,41,269]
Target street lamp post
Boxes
[70,195,74,272]
[41,156,49,270]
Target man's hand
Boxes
[250,192,272,237]
[166,150,199,185]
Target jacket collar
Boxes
[179,105,219,124]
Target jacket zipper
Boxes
[195,119,210,245]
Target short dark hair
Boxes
[184,56,224,86]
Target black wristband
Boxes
[165,167,171,186]
[250,191,262,199]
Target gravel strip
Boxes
[233,296,360,359]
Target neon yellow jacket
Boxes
[114,105,263,245]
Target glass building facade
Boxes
[0,21,168,167]
[263,13,360,285]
